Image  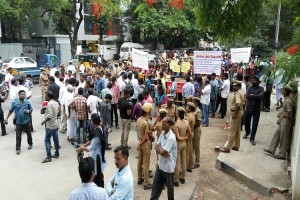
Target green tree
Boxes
[193,0,263,42]
[128,0,203,49]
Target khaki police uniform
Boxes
[185,111,195,170]
[161,104,177,122]
[136,116,151,186]
[39,70,49,101]
[193,106,202,165]
[174,119,189,183]
[268,95,294,157]
[225,88,244,149]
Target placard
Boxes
[230,47,251,63]
[169,60,178,71]
[132,48,148,70]
[194,51,222,75]
[181,62,190,72]
[173,65,181,73]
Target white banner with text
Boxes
[132,48,148,70]
[230,47,252,63]
[194,51,222,75]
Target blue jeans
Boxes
[209,101,216,114]
[244,109,261,140]
[45,128,59,158]
[202,104,209,126]
[76,120,87,144]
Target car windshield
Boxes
[3,59,12,63]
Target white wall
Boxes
[0,43,23,60]
[291,83,300,199]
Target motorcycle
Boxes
[0,81,9,100]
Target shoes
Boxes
[1,133,7,136]
[193,163,200,169]
[242,134,248,139]
[218,116,224,119]
[16,150,21,155]
[262,108,270,112]
[274,155,286,160]
[174,182,179,187]
[124,146,131,149]
[264,149,274,155]
[28,145,32,150]
[232,147,239,151]
[143,184,153,190]
[180,178,185,184]
[137,178,144,185]
[52,154,59,159]
[115,125,119,129]
[187,169,192,173]
[220,147,230,153]
[41,157,52,163]
[250,140,256,146]
[202,124,208,127]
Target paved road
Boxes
[0,85,197,200]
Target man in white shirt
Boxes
[131,72,139,106]
[68,61,77,74]
[64,85,76,141]
[5,67,13,89]
[200,80,211,127]
[79,61,85,73]
[69,157,109,200]
[15,78,31,99]
[220,73,230,119]
[106,146,134,200]
[87,89,102,131]
[150,116,177,200]
[9,78,18,101]
[79,74,86,89]
[50,65,58,77]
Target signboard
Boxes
[173,65,181,73]
[193,51,222,75]
[132,48,148,70]
[169,60,178,71]
[181,62,190,72]
[230,47,252,63]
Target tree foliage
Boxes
[192,0,263,42]
[127,0,202,49]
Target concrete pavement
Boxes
[0,85,198,200]
[216,94,292,195]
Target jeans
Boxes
[244,109,261,140]
[111,103,119,127]
[202,104,209,126]
[76,120,87,144]
[209,100,216,114]
[150,167,174,200]
[216,94,222,112]
[45,128,59,158]
[220,98,227,117]
[16,121,32,150]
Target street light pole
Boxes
[274,2,281,62]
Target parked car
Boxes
[2,57,38,76]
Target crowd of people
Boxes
[0,53,297,199]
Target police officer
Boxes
[174,107,192,186]
[186,95,194,103]
[45,63,51,77]
[151,109,167,140]
[39,68,49,101]
[192,97,202,168]
[185,102,196,172]
[136,103,154,190]
[161,94,177,122]
[220,81,244,153]
[264,85,295,160]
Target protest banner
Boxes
[181,62,190,72]
[193,51,222,75]
[169,60,178,71]
[173,65,181,73]
[132,48,148,70]
[230,47,252,63]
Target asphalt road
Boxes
[0,85,197,200]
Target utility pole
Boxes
[274,2,281,62]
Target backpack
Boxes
[124,80,133,96]
[145,79,152,91]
